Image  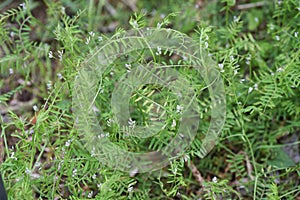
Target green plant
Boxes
[0,0,299,199]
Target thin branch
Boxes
[236,1,267,10]
[187,160,204,186]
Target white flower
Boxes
[48,51,53,58]
[295,32,298,38]
[88,191,93,198]
[254,83,259,90]
[47,81,52,90]
[128,186,134,192]
[57,73,63,80]
[233,16,238,22]
[183,154,189,162]
[65,139,71,147]
[157,22,162,28]
[72,168,77,177]
[204,41,208,49]
[131,20,138,29]
[9,68,13,75]
[248,87,253,94]
[234,69,238,75]
[275,35,280,41]
[254,17,259,23]
[240,78,245,83]
[97,183,102,188]
[230,55,234,61]
[125,63,131,72]
[107,118,113,127]
[25,167,32,175]
[176,105,183,114]
[10,152,17,160]
[58,50,63,61]
[89,31,95,37]
[10,32,15,37]
[212,176,218,183]
[92,174,97,179]
[218,63,224,72]
[85,36,91,45]
[33,105,38,112]
[98,36,103,42]
[277,67,284,72]
[19,3,26,10]
[128,118,136,129]
[156,46,162,55]
[171,119,176,128]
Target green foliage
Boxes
[0,0,299,199]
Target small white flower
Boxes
[58,50,63,61]
[218,63,224,72]
[125,63,131,72]
[48,51,53,58]
[277,67,284,72]
[72,168,77,177]
[58,160,64,170]
[19,3,26,10]
[47,81,52,90]
[35,161,41,167]
[10,32,15,37]
[171,119,176,128]
[160,13,166,18]
[33,105,38,112]
[254,17,259,23]
[277,0,282,5]
[295,32,298,38]
[11,152,17,160]
[128,186,134,192]
[156,46,162,55]
[9,68,13,75]
[183,154,189,162]
[233,16,238,22]
[204,41,208,49]
[130,168,139,177]
[176,105,183,114]
[88,191,93,198]
[107,118,113,127]
[65,139,71,147]
[248,87,253,94]
[254,83,259,90]
[98,36,103,42]
[128,118,136,129]
[132,20,139,29]
[275,35,280,41]
[234,69,238,75]
[57,73,63,80]
[25,167,32,175]
[230,55,234,61]
[85,36,91,45]
[157,22,162,28]
[240,78,245,83]
[92,174,97,179]
[212,176,218,183]
[97,183,102,188]
[89,31,95,37]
